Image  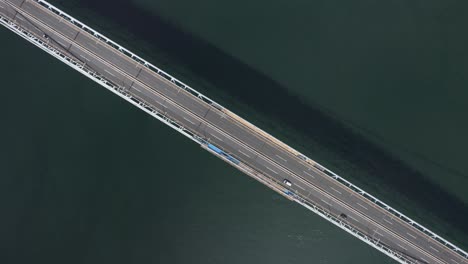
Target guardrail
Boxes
[2,0,467,261]
[35,0,224,112]
[0,12,199,146]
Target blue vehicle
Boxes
[207,143,240,165]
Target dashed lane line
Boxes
[303,170,315,178]
[430,246,440,253]
[357,202,368,210]
[265,166,278,175]
[211,134,224,142]
[183,117,195,125]
[238,150,251,158]
[383,218,394,225]
[275,154,287,162]
[330,186,342,194]
[398,244,408,251]
[104,69,115,77]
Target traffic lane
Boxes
[296,184,388,246]
[21,0,78,39]
[212,110,418,249]
[9,3,78,55]
[137,69,180,98]
[69,45,134,88]
[128,84,210,140]
[212,109,441,259]
[128,67,458,264]
[10,3,464,262]
[74,32,141,77]
[261,137,456,261]
[23,13,74,50]
[165,102,203,133]
[203,125,439,264]
[26,0,208,118]
[200,123,254,159]
[128,83,212,137]
[136,68,212,118]
[291,165,451,262]
[251,157,410,259]
[126,82,204,136]
[23,0,141,77]
[133,70,213,127]
[307,189,443,263]
[213,112,417,247]
[132,40,458,262]
[204,109,265,150]
[3,10,44,39]
[21,1,275,155]
[292,179,439,264]
[20,1,211,134]
[304,167,455,260]
[175,90,211,118]
[129,82,168,112]
[133,65,218,121]
[0,1,19,19]
[5,8,80,64]
[249,150,441,263]
[3,0,24,7]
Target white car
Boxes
[283,179,292,187]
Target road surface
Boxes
[0,1,466,263]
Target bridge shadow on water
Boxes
[61,0,467,244]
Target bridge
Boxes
[0,1,467,263]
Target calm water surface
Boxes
[1,0,467,263]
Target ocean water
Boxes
[0,0,467,263]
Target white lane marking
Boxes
[348,215,360,223]
[265,166,278,174]
[320,199,332,207]
[275,154,287,162]
[79,54,90,61]
[406,232,417,239]
[383,218,393,225]
[20,13,441,256]
[374,230,384,237]
[330,186,342,194]
[16,16,24,21]
[303,170,315,178]
[397,244,407,250]
[429,246,440,252]
[53,38,68,47]
[296,184,305,191]
[356,202,368,210]
[421,257,429,263]
[104,69,115,77]
[238,150,250,158]
[450,258,459,264]
[211,134,224,142]
[88,42,98,49]
[183,117,195,125]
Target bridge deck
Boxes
[0,1,466,264]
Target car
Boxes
[283,179,292,187]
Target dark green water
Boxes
[1,0,467,263]
[0,27,391,264]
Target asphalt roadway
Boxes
[1,1,466,263]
